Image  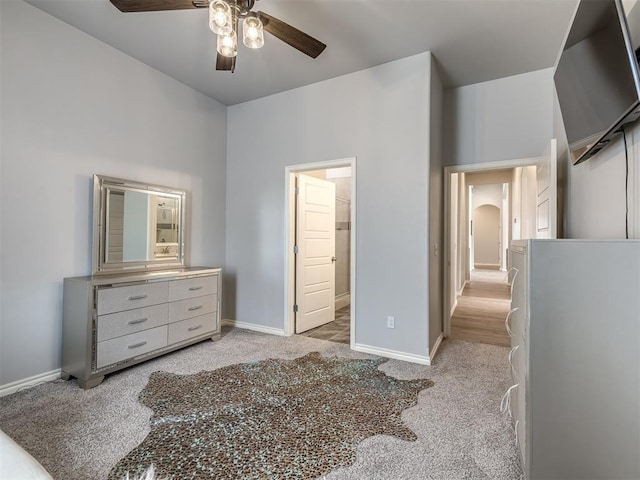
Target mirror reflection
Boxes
[106,189,182,263]
[93,175,186,274]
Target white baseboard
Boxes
[352,343,432,365]
[335,293,350,311]
[474,263,500,270]
[0,369,61,398]
[222,319,286,337]
[429,333,444,363]
[449,299,458,318]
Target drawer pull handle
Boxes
[508,344,519,367]
[509,345,520,382]
[500,383,519,417]
[509,268,519,297]
[128,294,148,301]
[188,286,203,291]
[188,325,203,332]
[505,307,518,337]
[128,341,147,350]
[128,317,148,326]
[504,267,518,285]
[188,305,203,312]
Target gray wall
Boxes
[0,0,227,386]
[444,68,554,167]
[226,52,434,358]
[560,103,640,239]
[428,55,444,351]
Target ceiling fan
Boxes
[109,0,327,73]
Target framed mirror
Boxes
[92,175,186,275]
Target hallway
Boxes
[450,269,511,347]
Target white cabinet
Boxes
[508,240,640,480]
[62,267,221,389]
[506,243,529,472]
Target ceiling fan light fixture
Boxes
[209,0,232,36]
[217,29,238,58]
[242,14,264,49]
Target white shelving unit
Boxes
[508,239,640,479]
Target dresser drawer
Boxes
[169,294,217,322]
[511,382,523,424]
[516,408,527,469]
[97,304,169,342]
[96,325,168,368]
[513,338,527,382]
[168,313,217,345]
[97,282,168,315]
[169,275,217,302]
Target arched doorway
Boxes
[473,204,501,270]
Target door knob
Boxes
[331,256,337,263]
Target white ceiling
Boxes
[25,0,578,106]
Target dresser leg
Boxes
[78,376,105,389]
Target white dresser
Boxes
[62,267,221,389]
[506,242,529,473]
[508,240,640,480]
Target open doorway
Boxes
[443,143,557,344]
[457,172,514,347]
[284,158,356,348]
[469,183,509,272]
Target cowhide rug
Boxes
[109,352,433,480]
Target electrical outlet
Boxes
[387,316,395,329]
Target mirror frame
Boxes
[92,174,187,275]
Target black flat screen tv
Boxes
[554,0,640,165]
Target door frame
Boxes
[284,157,357,349]
[443,157,540,338]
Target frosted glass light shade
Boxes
[217,30,238,57]
[243,15,264,49]
[209,0,232,36]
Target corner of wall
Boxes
[552,85,570,239]
[428,53,445,353]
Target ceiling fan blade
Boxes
[109,0,205,13]
[216,53,236,72]
[257,11,326,59]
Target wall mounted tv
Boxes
[554,0,640,165]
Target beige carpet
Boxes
[0,326,522,479]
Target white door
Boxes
[295,174,336,333]
[535,138,558,239]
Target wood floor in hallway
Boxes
[451,269,511,347]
